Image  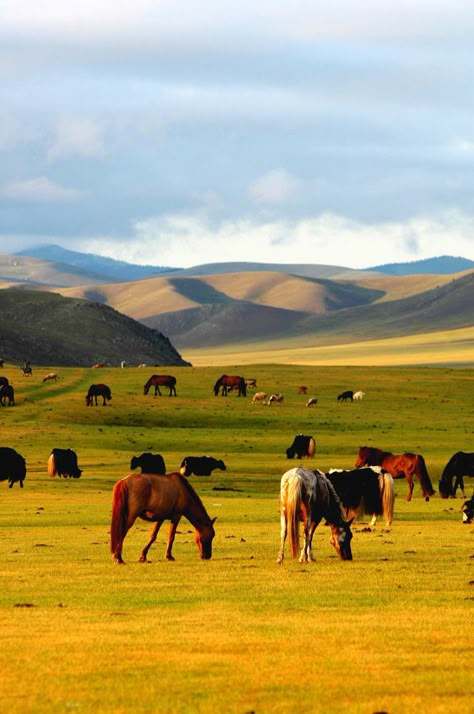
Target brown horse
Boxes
[355,446,434,501]
[143,374,177,396]
[213,374,247,397]
[86,383,112,406]
[110,472,216,564]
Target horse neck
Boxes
[180,481,212,531]
[314,476,345,528]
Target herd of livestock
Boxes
[0,366,473,563]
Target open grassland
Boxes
[0,362,473,713]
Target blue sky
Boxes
[1,0,474,268]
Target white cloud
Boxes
[48,117,105,161]
[2,176,82,202]
[248,170,302,206]
[82,210,474,269]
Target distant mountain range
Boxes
[0,244,473,361]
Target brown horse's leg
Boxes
[165,517,181,560]
[139,521,163,562]
[406,471,414,501]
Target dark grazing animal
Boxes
[439,451,474,499]
[462,495,474,524]
[130,452,166,474]
[213,374,247,397]
[337,390,354,401]
[143,374,177,396]
[277,467,353,564]
[0,447,26,488]
[180,456,227,477]
[355,445,435,502]
[86,383,112,406]
[326,466,394,527]
[286,434,316,459]
[0,376,9,388]
[0,383,14,406]
[47,448,82,478]
[110,472,216,563]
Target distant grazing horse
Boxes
[297,386,308,394]
[326,466,394,527]
[286,434,316,459]
[0,384,14,406]
[42,372,58,382]
[213,375,247,397]
[268,393,284,405]
[0,376,9,388]
[252,392,267,404]
[337,390,353,401]
[143,374,177,397]
[306,397,318,407]
[0,447,26,488]
[277,467,353,564]
[462,495,474,524]
[86,383,112,406]
[130,452,166,474]
[20,365,32,376]
[180,456,226,477]
[110,472,216,564]
[245,378,257,389]
[353,391,365,400]
[48,448,82,478]
[439,451,474,499]
[355,446,434,501]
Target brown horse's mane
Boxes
[170,472,212,523]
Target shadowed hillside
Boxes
[0,289,190,366]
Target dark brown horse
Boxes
[110,472,216,564]
[143,374,177,396]
[86,383,112,406]
[355,446,435,501]
[439,451,474,498]
[213,374,247,397]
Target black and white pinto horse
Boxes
[286,434,316,459]
[325,466,395,527]
[462,495,474,524]
[0,447,26,487]
[130,452,166,474]
[277,467,353,564]
[439,451,474,499]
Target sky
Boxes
[1,0,474,269]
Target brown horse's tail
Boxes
[415,455,435,500]
[47,453,56,478]
[285,476,302,558]
[110,479,129,555]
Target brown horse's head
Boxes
[329,518,354,560]
[355,446,370,468]
[195,517,216,559]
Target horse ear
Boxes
[211,517,217,525]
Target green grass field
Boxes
[0,363,473,713]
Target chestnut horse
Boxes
[355,446,434,501]
[277,467,353,564]
[143,374,177,396]
[110,472,216,564]
[213,374,247,397]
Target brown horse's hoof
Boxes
[166,555,175,561]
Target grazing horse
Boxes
[143,374,177,397]
[326,467,394,527]
[286,434,316,459]
[277,468,353,564]
[213,375,247,397]
[355,446,434,501]
[20,365,32,376]
[337,390,353,401]
[252,392,267,404]
[86,383,112,406]
[306,397,318,407]
[245,378,257,389]
[130,452,166,474]
[439,451,474,499]
[297,386,308,394]
[462,495,474,524]
[268,393,284,405]
[110,472,216,564]
[180,456,226,477]
[0,384,14,406]
[42,372,58,382]
[48,448,82,478]
[353,391,365,400]
[0,447,26,488]
[0,376,9,388]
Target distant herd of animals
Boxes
[0,365,473,564]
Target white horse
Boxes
[252,392,267,404]
[353,391,365,400]
[306,397,318,407]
